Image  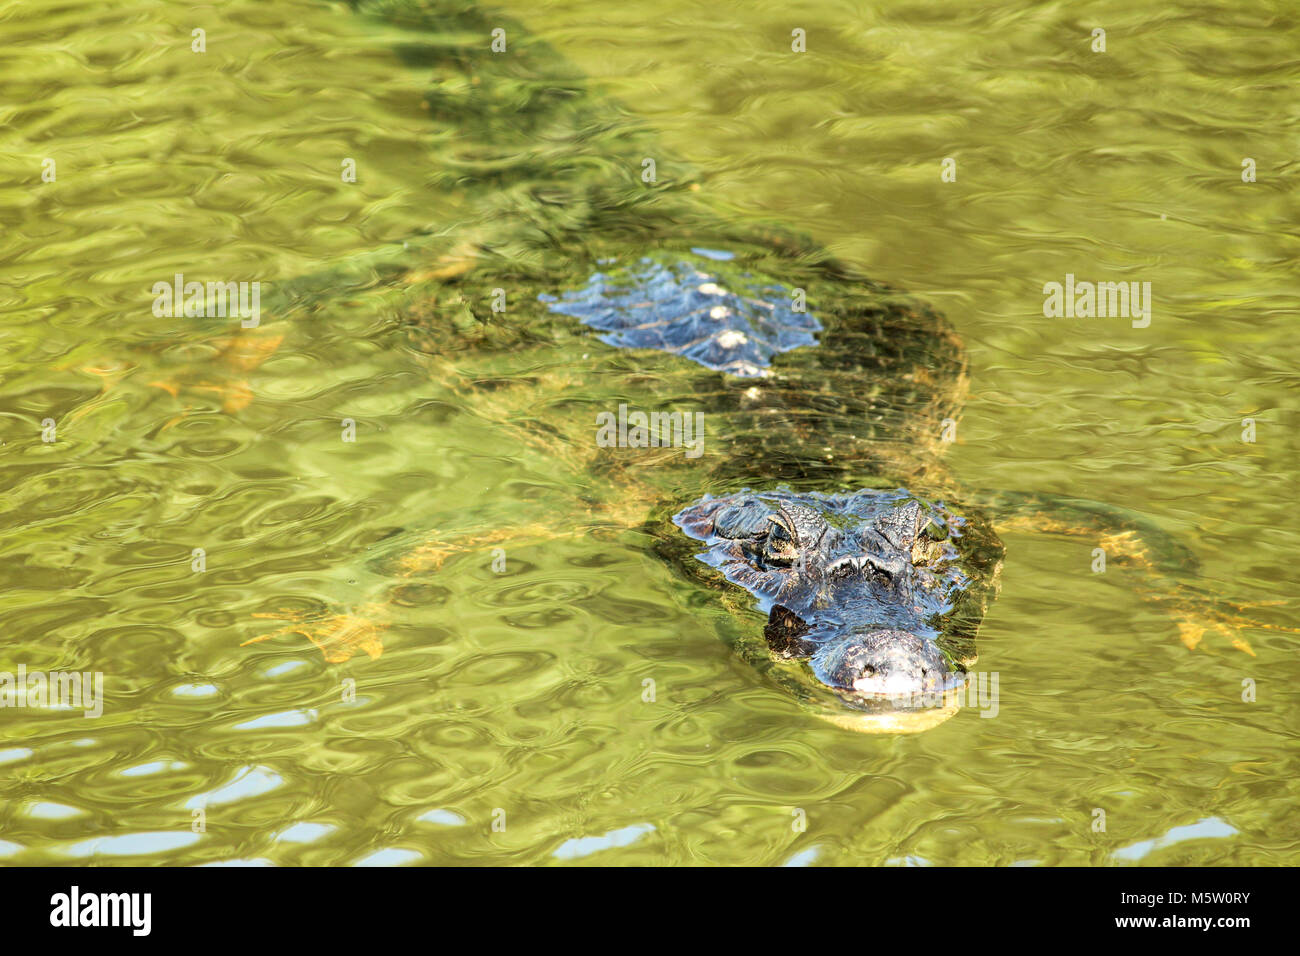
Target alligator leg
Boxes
[237,304,668,662]
[987,492,1296,656]
[242,478,659,662]
[393,521,584,575]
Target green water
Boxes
[1,0,1297,865]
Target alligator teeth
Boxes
[826,554,890,575]
[827,555,865,574]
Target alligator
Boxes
[234,0,1271,733]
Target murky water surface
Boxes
[1,0,1296,865]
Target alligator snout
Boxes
[813,628,959,703]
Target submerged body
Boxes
[240,0,1261,733]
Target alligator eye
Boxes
[761,514,799,567]
[762,540,797,568]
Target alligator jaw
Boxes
[816,702,963,735]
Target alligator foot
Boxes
[243,602,389,663]
[1164,596,1299,658]
[149,378,256,415]
[149,330,284,413]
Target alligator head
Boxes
[674,490,1001,726]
